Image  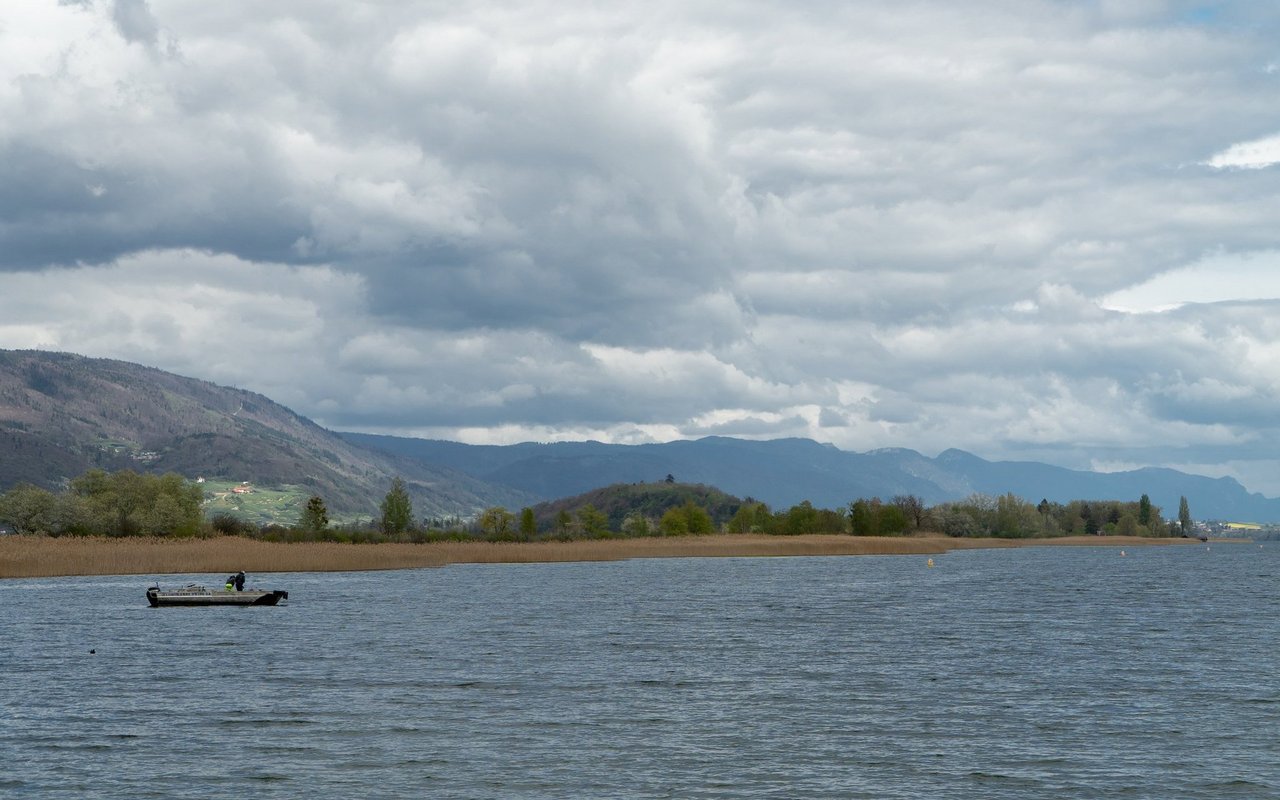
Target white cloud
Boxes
[1206,133,1280,170]
[5,1,1280,494]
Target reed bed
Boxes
[0,536,448,579]
[0,533,1196,579]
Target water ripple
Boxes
[3,545,1277,798]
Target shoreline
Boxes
[0,533,1223,579]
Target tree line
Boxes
[274,488,1193,543]
[0,468,1195,541]
[0,469,204,536]
[466,491,1193,541]
[0,470,418,540]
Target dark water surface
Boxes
[3,543,1278,798]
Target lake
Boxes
[2,543,1277,798]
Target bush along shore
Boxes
[0,469,1203,541]
[0,468,1217,579]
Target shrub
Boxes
[211,513,256,537]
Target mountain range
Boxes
[341,433,1280,523]
[3,348,1279,522]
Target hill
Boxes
[343,433,1280,523]
[0,350,533,520]
[532,481,745,531]
[7,348,1279,524]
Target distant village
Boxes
[1202,520,1280,539]
[98,441,160,464]
[194,477,255,495]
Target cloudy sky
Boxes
[4,1,1280,493]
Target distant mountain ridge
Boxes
[0,350,533,517]
[342,433,1280,523]
[4,349,1278,523]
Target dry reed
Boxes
[0,533,1195,579]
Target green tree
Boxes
[145,473,203,536]
[380,477,413,535]
[479,506,515,538]
[659,506,688,535]
[577,504,609,537]
[555,509,572,534]
[621,513,651,537]
[727,501,773,533]
[1178,495,1192,536]
[67,469,201,536]
[1116,513,1139,537]
[681,501,714,534]
[56,493,94,535]
[1080,500,1100,535]
[299,496,329,533]
[849,499,877,536]
[658,501,713,536]
[1138,494,1152,527]
[147,493,191,537]
[994,493,1031,538]
[726,503,755,533]
[877,504,908,535]
[211,513,255,536]
[0,484,62,535]
[72,468,147,535]
[519,507,537,539]
[782,500,820,535]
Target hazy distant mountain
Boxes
[5,349,1277,523]
[342,433,1280,523]
[0,350,533,517]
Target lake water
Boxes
[3,543,1278,798]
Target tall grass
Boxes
[0,536,448,578]
[0,533,1193,579]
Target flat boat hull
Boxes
[146,586,288,607]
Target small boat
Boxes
[146,584,289,607]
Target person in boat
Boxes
[225,571,246,591]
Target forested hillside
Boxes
[0,350,532,518]
[532,481,745,533]
[7,349,1280,524]
[345,432,1280,523]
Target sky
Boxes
[4,1,1280,495]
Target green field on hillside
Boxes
[200,481,314,526]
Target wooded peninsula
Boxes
[0,466,1216,578]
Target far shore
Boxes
[0,533,1227,579]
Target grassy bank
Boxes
[0,533,1202,579]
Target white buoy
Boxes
[927,558,934,568]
